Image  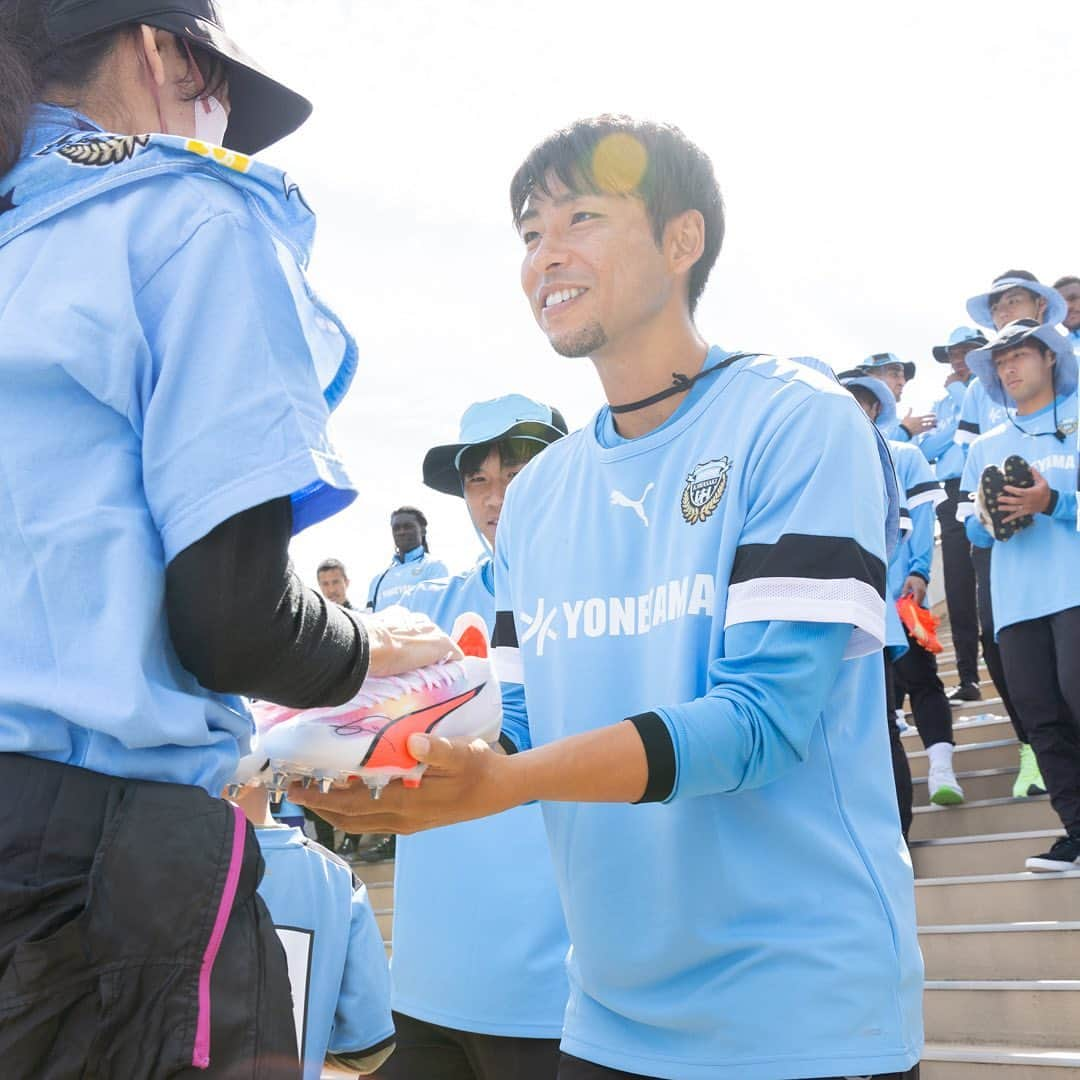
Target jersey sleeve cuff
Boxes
[338,604,372,693]
[627,712,677,804]
[1044,489,1060,516]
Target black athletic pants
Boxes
[972,544,1027,743]
[373,1010,561,1080]
[893,630,953,749]
[0,754,299,1080]
[557,1052,920,1079]
[999,606,1080,836]
[884,657,913,841]
[937,478,980,687]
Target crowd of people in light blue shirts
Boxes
[3,3,1080,1079]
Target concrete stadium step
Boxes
[915,871,1080,925]
[909,738,1020,780]
[911,831,1064,878]
[919,922,1080,980]
[350,859,395,886]
[924,980,1080,1049]
[903,712,1017,749]
[911,795,1058,840]
[913,767,1016,806]
[922,1043,1080,1078]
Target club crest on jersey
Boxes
[681,457,730,525]
[1060,419,1078,436]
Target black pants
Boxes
[893,630,953,749]
[301,804,336,850]
[373,1010,560,1080]
[999,606,1080,836]
[884,658,913,840]
[937,479,980,687]
[0,754,298,1080]
[557,1052,919,1079]
[972,544,1026,743]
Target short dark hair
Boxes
[510,115,723,315]
[1053,275,1080,290]
[316,558,347,577]
[458,435,548,478]
[392,505,429,551]
[846,384,880,416]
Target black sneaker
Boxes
[357,834,396,863]
[337,836,361,859]
[1025,835,1080,872]
[947,683,982,704]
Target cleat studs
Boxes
[319,777,334,794]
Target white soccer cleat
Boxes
[253,612,501,796]
[224,732,272,799]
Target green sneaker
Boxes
[1013,743,1047,798]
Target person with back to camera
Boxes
[0,2,454,1075]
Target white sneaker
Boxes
[255,613,501,797]
[894,709,911,734]
[927,764,965,806]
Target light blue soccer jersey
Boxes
[888,441,945,606]
[0,107,356,794]
[395,559,570,1036]
[916,381,968,480]
[366,547,450,611]
[959,395,1080,634]
[255,827,394,1080]
[955,377,1010,449]
[494,350,922,1079]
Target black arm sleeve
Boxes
[165,497,369,708]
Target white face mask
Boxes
[194,94,229,146]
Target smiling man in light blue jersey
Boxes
[366,506,449,611]
[844,376,958,809]
[959,319,1080,871]
[380,394,571,1080]
[916,329,986,703]
[297,115,923,1080]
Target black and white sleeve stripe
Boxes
[955,419,980,446]
[726,532,886,658]
[955,490,975,521]
[906,479,946,511]
[493,610,523,685]
[898,508,913,535]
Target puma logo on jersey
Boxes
[518,574,716,656]
[610,483,655,527]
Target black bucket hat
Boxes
[45,0,312,153]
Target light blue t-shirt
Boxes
[366,547,449,611]
[0,108,357,794]
[955,376,1010,449]
[888,441,944,606]
[494,350,922,1079]
[255,826,394,1080]
[959,395,1080,634]
[395,559,570,1037]
[916,380,968,480]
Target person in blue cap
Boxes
[843,375,960,807]
[916,328,987,703]
[956,270,1065,797]
[959,319,1080,870]
[1054,276,1080,358]
[297,115,923,1080]
[858,352,936,441]
[0,2,453,1074]
[365,507,449,612]
[377,394,572,1080]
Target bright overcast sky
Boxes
[225,0,1078,594]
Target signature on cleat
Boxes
[334,713,393,737]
